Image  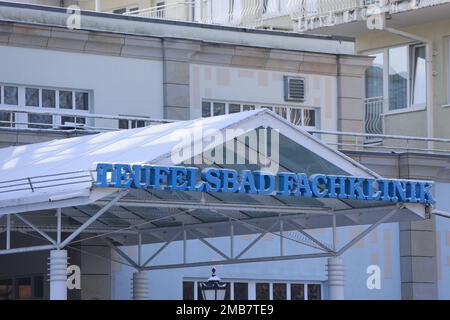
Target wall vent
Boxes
[284,76,305,102]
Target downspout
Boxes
[95,0,102,12]
[382,26,434,151]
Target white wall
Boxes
[111,223,402,300]
[190,64,338,133]
[0,45,164,126]
[435,182,450,299]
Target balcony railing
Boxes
[123,0,449,30]
[294,0,450,31]
[364,96,384,135]
[0,107,171,133]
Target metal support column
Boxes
[132,271,149,300]
[6,214,10,250]
[327,213,344,300]
[49,250,68,300]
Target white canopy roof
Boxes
[0,109,426,237]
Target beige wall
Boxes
[356,18,450,140]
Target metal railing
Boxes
[0,170,94,195]
[123,0,449,29]
[124,0,303,28]
[0,107,172,133]
[294,0,449,30]
[364,96,384,135]
[0,107,449,155]
[309,129,450,155]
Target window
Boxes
[366,44,428,111]
[0,280,13,300]
[59,91,73,109]
[34,276,44,299]
[255,283,270,300]
[202,101,211,118]
[307,284,322,300]
[411,45,426,106]
[183,281,195,300]
[25,88,39,107]
[233,283,248,300]
[272,283,287,300]
[75,92,89,111]
[0,84,90,129]
[229,103,241,114]
[291,283,305,300]
[113,8,127,14]
[16,278,32,300]
[213,102,226,116]
[156,2,165,18]
[243,105,255,111]
[4,86,18,105]
[119,119,147,130]
[0,112,14,128]
[28,114,53,129]
[202,100,318,128]
[366,52,384,98]
[113,6,140,15]
[389,46,408,110]
[184,279,322,300]
[42,89,56,108]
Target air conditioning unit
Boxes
[284,76,305,102]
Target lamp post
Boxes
[199,268,227,300]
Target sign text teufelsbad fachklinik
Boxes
[95,163,435,205]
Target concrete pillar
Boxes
[49,250,68,300]
[132,271,149,300]
[327,257,344,300]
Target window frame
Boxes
[183,278,322,301]
[363,42,428,115]
[201,100,319,130]
[0,84,91,129]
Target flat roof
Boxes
[0,1,356,55]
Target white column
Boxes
[132,271,149,300]
[49,250,68,300]
[327,257,344,300]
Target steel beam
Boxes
[337,207,399,256]
[59,191,128,248]
[190,229,230,260]
[142,252,333,271]
[14,214,56,245]
[286,219,333,252]
[0,244,57,255]
[235,222,278,259]
[95,199,330,215]
[142,231,182,267]
[102,237,139,269]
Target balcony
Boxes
[293,0,450,35]
[122,0,450,32]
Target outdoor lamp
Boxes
[199,268,227,300]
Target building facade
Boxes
[0,1,449,301]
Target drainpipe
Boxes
[95,0,102,12]
[382,26,434,150]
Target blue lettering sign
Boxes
[94,163,435,205]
